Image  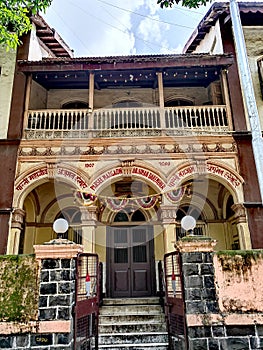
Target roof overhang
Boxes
[183,2,263,53]
[17,53,234,89]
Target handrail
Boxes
[24,105,230,139]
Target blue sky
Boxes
[42,0,210,57]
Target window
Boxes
[62,101,89,109]
[165,99,194,107]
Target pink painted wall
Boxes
[214,254,263,313]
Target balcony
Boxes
[24,105,231,140]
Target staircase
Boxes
[97,297,169,350]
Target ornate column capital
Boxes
[80,205,97,225]
[159,204,177,225]
[11,208,25,230]
[231,203,247,224]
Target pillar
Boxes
[231,203,252,249]
[80,205,97,253]
[160,204,177,253]
[7,208,25,254]
[33,239,83,349]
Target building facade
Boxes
[7,48,254,298]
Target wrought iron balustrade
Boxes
[24,105,230,139]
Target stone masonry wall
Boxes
[0,257,76,350]
[175,239,263,350]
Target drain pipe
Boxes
[229,0,263,202]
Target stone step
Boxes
[98,332,168,346]
[98,343,168,350]
[99,313,164,324]
[99,320,167,333]
[102,297,160,306]
[99,304,163,315]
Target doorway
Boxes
[107,225,155,298]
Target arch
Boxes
[166,160,244,204]
[164,96,194,107]
[13,163,90,209]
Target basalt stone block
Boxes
[182,253,203,264]
[39,308,56,321]
[40,282,57,295]
[16,335,29,347]
[57,307,70,320]
[42,259,60,269]
[31,334,53,347]
[220,337,249,350]
[58,282,72,294]
[56,333,72,345]
[203,253,213,263]
[39,296,48,307]
[250,336,263,349]
[49,295,70,306]
[189,338,208,350]
[208,339,220,350]
[184,276,203,288]
[203,276,215,288]
[256,325,263,336]
[188,326,211,338]
[61,259,71,268]
[186,288,202,301]
[226,325,255,337]
[205,300,219,313]
[0,337,13,348]
[201,288,216,300]
[186,301,205,314]
[183,264,199,276]
[40,270,49,282]
[212,326,225,337]
[200,264,214,275]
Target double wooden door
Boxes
[107,226,154,298]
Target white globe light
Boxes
[53,218,69,234]
[181,215,196,231]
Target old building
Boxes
[184,1,263,248]
[7,49,253,298]
[0,14,73,254]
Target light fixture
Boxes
[181,215,196,236]
[53,218,69,239]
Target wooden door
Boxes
[107,226,154,298]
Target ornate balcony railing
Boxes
[24,105,230,139]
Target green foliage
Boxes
[0,255,39,322]
[0,0,52,50]
[157,0,211,9]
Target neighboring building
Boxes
[184,1,263,248]
[0,15,73,254]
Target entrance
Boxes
[107,226,155,298]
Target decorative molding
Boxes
[19,142,237,157]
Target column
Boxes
[157,72,166,130]
[88,72,94,132]
[80,205,97,253]
[34,240,83,350]
[160,204,177,253]
[231,203,252,249]
[7,208,25,254]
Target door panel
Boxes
[108,226,154,298]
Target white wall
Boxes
[0,47,17,139]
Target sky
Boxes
[42,0,210,57]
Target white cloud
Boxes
[43,0,208,57]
